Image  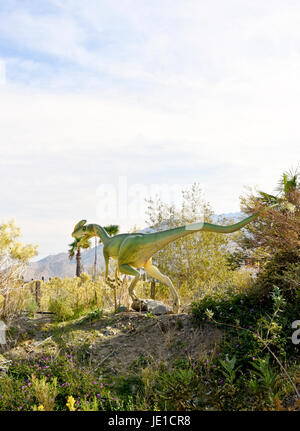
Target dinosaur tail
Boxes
[145,204,276,256]
[186,212,258,234]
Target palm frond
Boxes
[68,242,77,260]
[275,166,299,194]
[104,224,119,236]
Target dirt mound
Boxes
[3,311,223,373]
[85,312,223,373]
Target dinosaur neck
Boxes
[92,225,110,245]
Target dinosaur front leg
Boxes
[104,255,117,289]
[105,278,116,289]
[103,254,123,288]
[106,270,123,287]
[144,260,180,314]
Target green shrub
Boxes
[43,275,104,321]
[257,250,300,301]
[191,285,300,368]
[24,296,39,316]
[48,296,74,321]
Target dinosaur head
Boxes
[72,220,93,245]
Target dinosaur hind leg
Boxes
[144,260,180,314]
[118,264,141,301]
[115,267,122,287]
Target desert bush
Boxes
[42,274,105,321]
[256,251,300,301]
[237,169,300,266]
[0,219,37,320]
[191,283,300,364]
[31,374,57,411]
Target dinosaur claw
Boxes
[105,276,123,289]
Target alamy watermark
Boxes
[0,320,7,345]
[291,320,300,345]
[96,176,205,228]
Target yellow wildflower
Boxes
[66,395,76,411]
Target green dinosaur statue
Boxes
[72,205,275,313]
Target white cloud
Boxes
[0,1,299,258]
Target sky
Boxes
[0,0,299,260]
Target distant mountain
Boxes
[24,245,105,281]
[24,213,243,280]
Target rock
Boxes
[131,299,172,315]
[103,327,115,336]
[118,306,128,312]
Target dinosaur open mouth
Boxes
[77,234,91,244]
[72,231,88,241]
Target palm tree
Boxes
[276,167,299,196]
[258,167,299,205]
[93,237,98,280]
[103,225,119,237]
[68,238,90,277]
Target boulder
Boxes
[131,298,173,315]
